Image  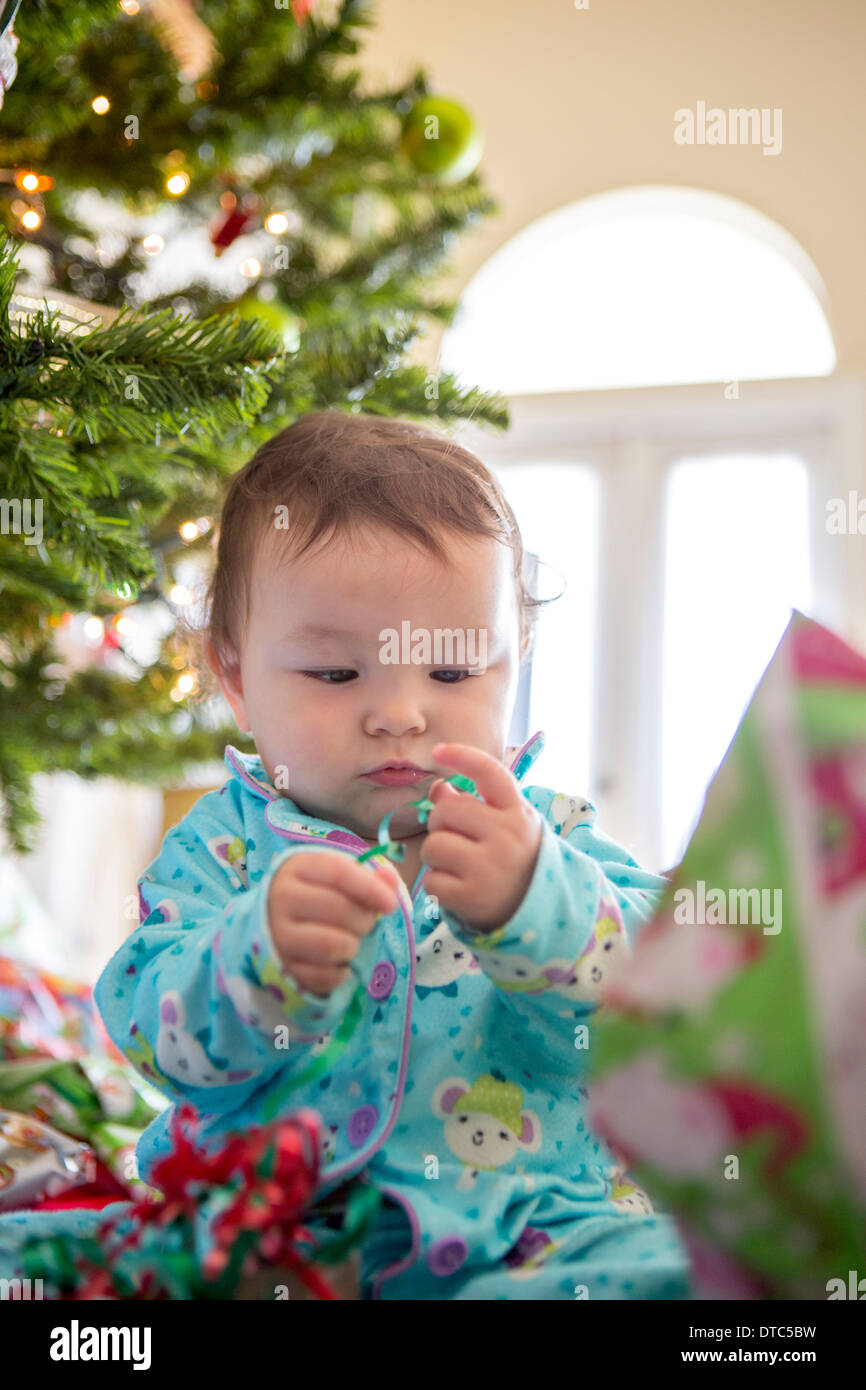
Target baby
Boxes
[93,409,694,1300]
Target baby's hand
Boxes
[423,743,543,933]
[267,852,401,997]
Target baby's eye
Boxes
[430,670,472,684]
[302,670,357,684]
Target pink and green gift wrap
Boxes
[587,612,866,1299]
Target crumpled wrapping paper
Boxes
[0,954,167,1201]
[0,1108,93,1211]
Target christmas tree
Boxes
[0,0,507,853]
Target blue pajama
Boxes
[360,1195,692,1300]
[0,731,695,1300]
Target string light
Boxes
[91,96,111,115]
[265,212,289,235]
[14,171,54,192]
[179,520,200,541]
[239,258,262,279]
[83,616,105,642]
[170,671,198,700]
[166,172,190,196]
[115,615,137,636]
[119,0,141,13]
[169,584,194,605]
[21,209,42,231]
[142,234,165,255]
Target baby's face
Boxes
[215,523,522,842]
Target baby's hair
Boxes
[205,408,548,671]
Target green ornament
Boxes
[400,96,483,183]
[233,296,300,350]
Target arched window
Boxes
[447,188,854,870]
[442,185,836,392]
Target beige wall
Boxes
[360,0,866,375]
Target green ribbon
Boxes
[307,1180,383,1264]
[355,772,478,866]
[262,982,367,1122]
[265,774,480,1126]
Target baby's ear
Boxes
[203,632,227,684]
[203,634,251,733]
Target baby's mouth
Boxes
[362,764,433,787]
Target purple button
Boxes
[427,1236,468,1277]
[367,960,397,1000]
[347,1105,378,1147]
[505,1226,551,1268]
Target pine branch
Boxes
[0,638,254,851]
[295,199,496,316]
[359,365,510,431]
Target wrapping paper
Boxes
[588,612,866,1299]
[0,955,121,1062]
[0,1108,93,1211]
[0,1044,164,1195]
[0,955,167,1201]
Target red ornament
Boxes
[209,194,260,256]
